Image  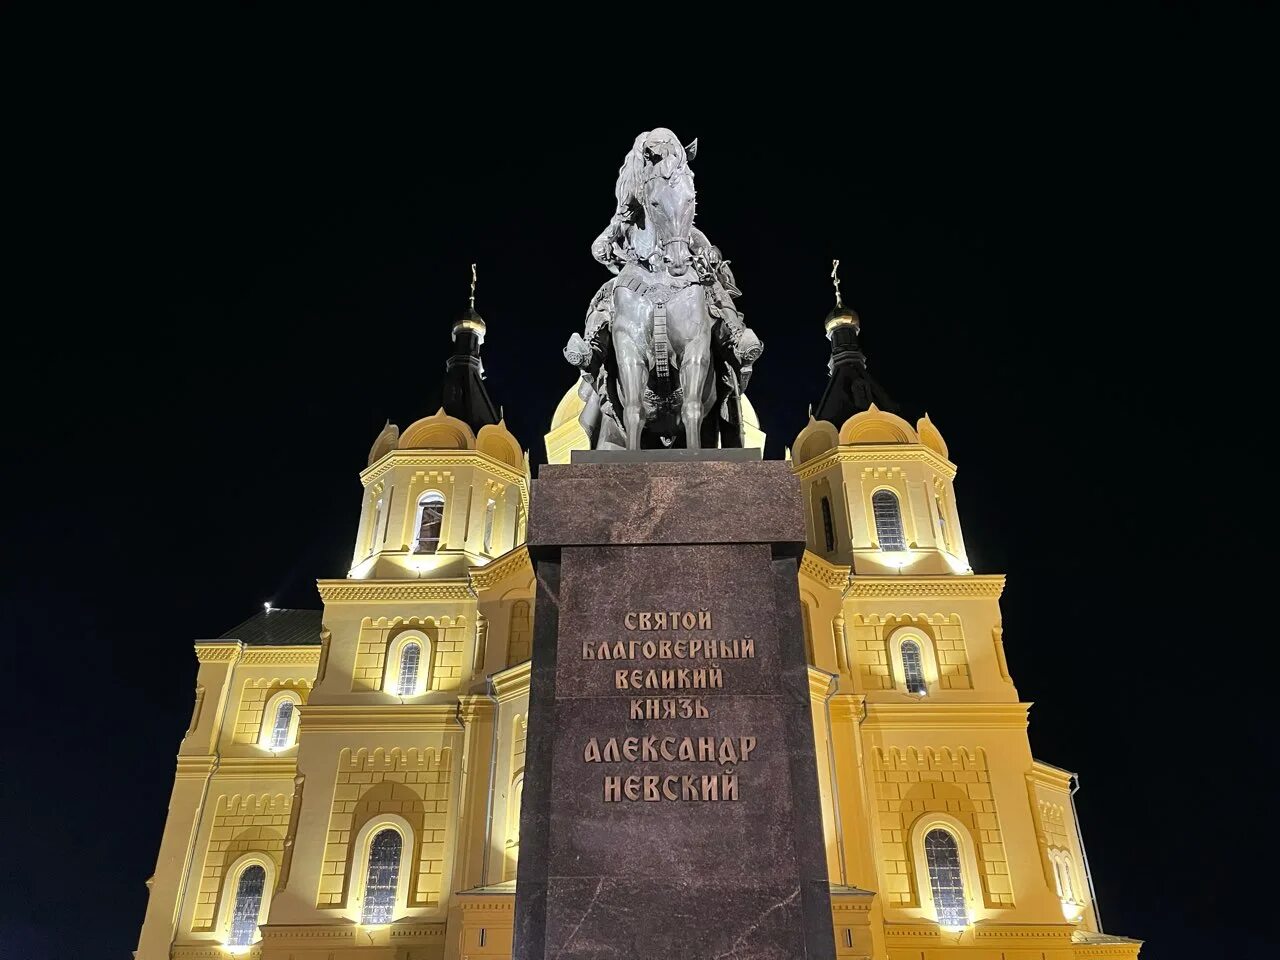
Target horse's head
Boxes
[644,163,696,277]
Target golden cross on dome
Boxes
[470,263,478,310]
[831,259,843,308]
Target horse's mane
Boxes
[613,129,688,217]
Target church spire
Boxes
[440,263,500,433]
[812,260,897,424]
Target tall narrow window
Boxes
[368,497,384,555]
[413,492,445,554]
[820,496,836,552]
[900,639,927,695]
[935,494,950,552]
[1053,850,1077,902]
[227,863,266,946]
[872,489,907,551]
[268,699,295,750]
[361,829,402,925]
[396,642,421,696]
[924,828,968,927]
[483,498,496,553]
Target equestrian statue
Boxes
[564,129,763,450]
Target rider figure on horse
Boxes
[565,129,763,449]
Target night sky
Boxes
[1,12,1262,958]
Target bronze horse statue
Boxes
[565,130,762,451]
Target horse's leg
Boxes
[612,288,651,451]
[672,292,712,451]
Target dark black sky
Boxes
[0,10,1264,958]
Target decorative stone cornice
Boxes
[299,704,464,732]
[971,923,1073,943]
[863,702,1030,731]
[456,694,497,723]
[828,693,866,723]
[793,445,957,481]
[260,924,355,943]
[1028,758,1076,789]
[241,647,321,666]
[215,757,298,779]
[882,923,941,943]
[491,659,531,702]
[173,945,261,960]
[469,546,533,593]
[175,755,216,779]
[808,665,838,701]
[800,551,852,590]
[829,884,875,913]
[847,574,1005,599]
[1071,930,1144,957]
[316,579,475,603]
[194,641,241,663]
[362,450,529,500]
[885,922,1084,946]
[388,922,447,942]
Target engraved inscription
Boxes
[581,611,760,802]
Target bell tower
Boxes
[794,265,969,577]
[792,264,1137,956]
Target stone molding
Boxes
[260,924,355,943]
[469,546,533,593]
[863,702,1030,730]
[240,647,321,665]
[175,756,216,780]
[299,703,464,732]
[808,665,838,700]
[316,579,474,603]
[456,694,497,723]
[388,922,447,942]
[173,945,260,960]
[362,450,529,499]
[194,642,241,663]
[848,574,1006,599]
[828,693,867,723]
[1029,758,1076,789]
[792,445,957,481]
[215,757,298,779]
[800,551,852,590]
[491,659,531,702]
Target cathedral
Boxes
[134,291,1141,959]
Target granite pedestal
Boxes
[514,458,835,960]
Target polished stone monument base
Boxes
[515,459,835,960]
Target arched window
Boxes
[872,489,907,551]
[258,690,301,751]
[900,639,927,695]
[396,642,421,697]
[820,496,836,552]
[483,498,496,553]
[268,699,295,750]
[361,829,403,925]
[924,828,968,928]
[227,863,266,946]
[413,492,445,554]
[1052,849,1078,903]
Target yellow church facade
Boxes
[135,308,1140,959]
